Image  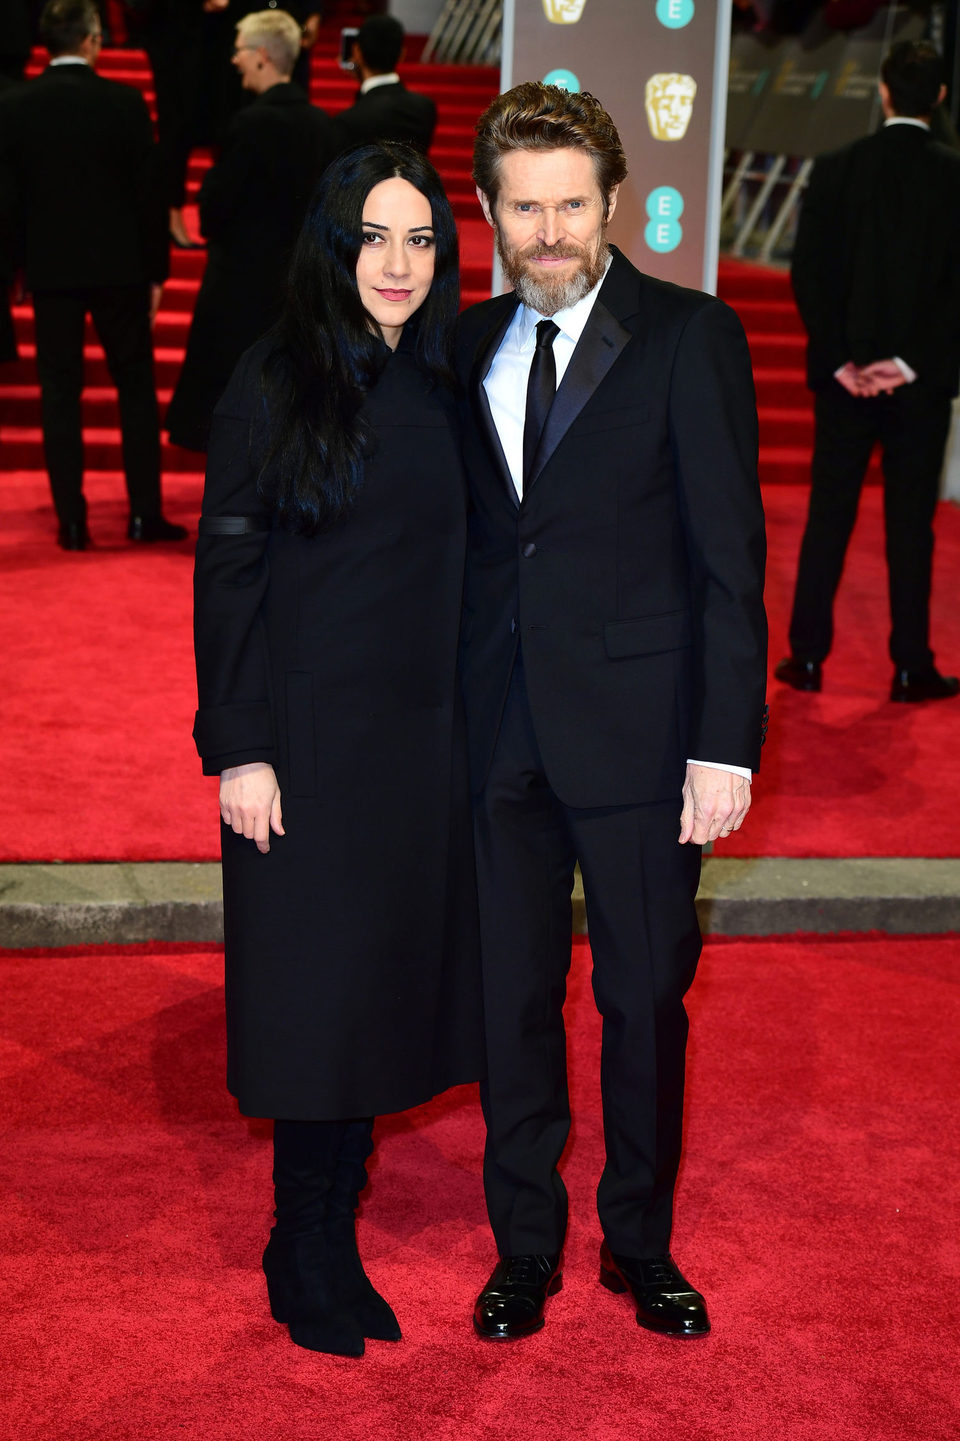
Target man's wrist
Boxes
[686,759,752,781]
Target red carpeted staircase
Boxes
[717,258,882,486]
[1,39,498,476]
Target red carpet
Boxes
[3,934,958,1440]
[3,473,959,861]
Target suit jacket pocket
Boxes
[285,671,317,798]
[603,610,693,659]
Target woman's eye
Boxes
[362,232,382,245]
[409,235,434,247]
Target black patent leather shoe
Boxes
[127,514,188,543]
[890,667,960,703]
[57,520,90,551]
[774,656,822,692]
[599,1243,710,1337]
[473,1253,562,1340]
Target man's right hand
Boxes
[220,762,284,853]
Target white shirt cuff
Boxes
[687,759,752,780]
[892,356,917,384]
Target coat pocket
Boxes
[285,672,317,798]
[603,609,693,659]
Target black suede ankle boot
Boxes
[324,1119,401,1342]
[266,1119,365,1357]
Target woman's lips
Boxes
[376,289,413,301]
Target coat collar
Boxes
[471,246,638,503]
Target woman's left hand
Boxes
[219,762,284,854]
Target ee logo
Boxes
[543,68,581,92]
[645,187,684,253]
[656,0,694,28]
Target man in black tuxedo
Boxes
[335,15,436,155]
[0,0,184,548]
[778,40,960,703]
[458,84,767,1341]
[166,8,338,451]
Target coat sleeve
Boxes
[668,298,768,771]
[790,155,846,378]
[198,112,255,242]
[192,349,277,775]
[126,88,169,286]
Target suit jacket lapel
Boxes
[527,287,631,493]
[470,297,520,506]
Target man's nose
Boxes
[537,208,564,246]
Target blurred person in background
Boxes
[166,8,338,452]
[0,0,184,548]
[336,13,436,155]
[778,40,960,702]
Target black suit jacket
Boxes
[335,79,437,154]
[456,247,768,808]
[791,123,960,395]
[0,63,168,290]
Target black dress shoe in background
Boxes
[599,1243,710,1337]
[890,667,960,703]
[57,521,90,551]
[473,1253,562,1340]
[128,514,188,543]
[774,656,822,692]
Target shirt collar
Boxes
[883,116,930,131]
[49,55,90,66]
[360,73,400,94]
[514,251,613,352]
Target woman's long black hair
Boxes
[257,142,460,535]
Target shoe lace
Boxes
[502,1255,551,1287]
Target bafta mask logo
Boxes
[542,0,589,23]
[645,73,698,142]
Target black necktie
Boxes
[522,319,560,491]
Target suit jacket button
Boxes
[522,542,537,558]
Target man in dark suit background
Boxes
[166,7,338,451]
[0,0,184,548]
[458,84,767,1342]
[777,40,960,703]
[336,14,436,155]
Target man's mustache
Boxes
[520,242,583,261]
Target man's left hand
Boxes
[679,763,751,846]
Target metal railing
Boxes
[720,151,813,264]
[422,0,502,65]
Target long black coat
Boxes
[166,83,339,451]
[193,338,484,1119]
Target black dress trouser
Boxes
[788,380,951,671]
[33,285,162,528]
[473,654,703,1260]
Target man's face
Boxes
[232,33,265,90]
[479,148,617,316]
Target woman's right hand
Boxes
[219,763,284,854]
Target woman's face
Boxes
[355,177,436,350]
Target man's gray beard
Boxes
[496,229,609,316]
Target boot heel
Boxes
[599,1264,627,1294]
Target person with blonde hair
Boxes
[166,8,338,451]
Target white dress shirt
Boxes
[483,262,751,781]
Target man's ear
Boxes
[477,187,495,228]
[605,184,620,224]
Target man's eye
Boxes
[516,203,536,214]
[566,201,583,211]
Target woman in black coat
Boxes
[193,143,483,1358]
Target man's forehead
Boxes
[497,147,600,198]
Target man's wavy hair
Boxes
[472,83,628,219]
